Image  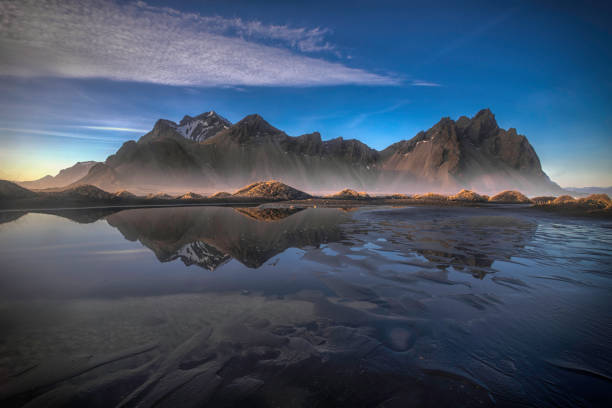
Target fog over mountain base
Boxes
[19,109,563,196]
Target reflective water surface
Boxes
[0,206,611,407]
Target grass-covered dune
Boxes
[532,193,611,216]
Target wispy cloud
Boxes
[0,0,397,87]
[91,248,150,255]
[0,127,124,142]
[410,80,441,87]
[347,100,410,128]
[73,126,149,133]
[424,7,518,65]
[133,1,337,54]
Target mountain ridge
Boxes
[22,108,563,195]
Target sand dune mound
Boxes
[536,193,612,215]
[178,192,204,200]
[414,192,448,201]
[0,180,38,200]
[552,195,576,204]
[576,194,611,209]
[325,189,370,199]
[578,193,611,204]
[489,190,531,203]
[449,189,487,202]
[234,180,311,200]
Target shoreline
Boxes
[1,197,610,219]
[0,196,528,211]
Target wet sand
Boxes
[0,206,610,406]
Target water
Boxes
[0,205,611,407]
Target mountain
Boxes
[194,114,379,193]
[63,109,561,195]
[0,180,122,208]
[379,109,559,193]
[64,163,121,190]
[19,161,99,189]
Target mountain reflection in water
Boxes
[0,205,610,407]
[106,206,345,269]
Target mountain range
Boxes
[18,109,563,195]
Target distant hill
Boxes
[19,161,98,189]
[0,180,38,200]
[39,109,563,195]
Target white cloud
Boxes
[410,80,441,87]
[0,0,397,87]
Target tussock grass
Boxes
[449,189,487,202]
[533,194,612,217]
[414,192,448,201]
[234,180,311,200]
[489,190,531,203]
[530,196,556,204]
[325,189,371,199]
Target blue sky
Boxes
[0,0,610,187]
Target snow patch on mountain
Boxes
[174,241,231,270]
[176,111,231,142]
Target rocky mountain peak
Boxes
[467,108,498,135]
[57,161,97,177]
[175,111,231,143]
[236,114,277,132]
[297,132,322,143]
[474,107,496,121]
[376,108,560,193]
[153,118,177,129]
[180,110,228,125]
[179,115,193,126]
[218,114,286,144]
[143,112,233,144]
